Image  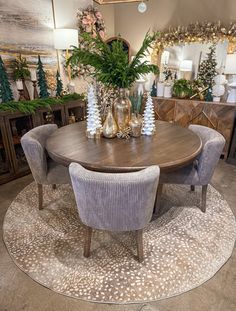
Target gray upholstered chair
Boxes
[69,163,160,262]
[160,125,225,212]
[21,124,70,210]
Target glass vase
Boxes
[129,113,143,137]
[102,106,118,139]
[114,89,132,131]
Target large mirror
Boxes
[151,21,236,102]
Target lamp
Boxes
[161,51,170,65]
[179,60,193,80]
[138,1,147,13]
[53,29,78,82]
[179,60,193,72]
[224,54,236,103]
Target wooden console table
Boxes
[152,97,236,157]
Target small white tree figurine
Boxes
[142,94,156,136]
[86,84,102,138]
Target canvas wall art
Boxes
[0,0,57,99]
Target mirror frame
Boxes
[152,21,236,65]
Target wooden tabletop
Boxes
[46,121,202,173]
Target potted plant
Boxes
[69,32,159,130]
[11,54,31,100]
[173,79,193,99]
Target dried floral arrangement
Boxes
[77,5,106,39]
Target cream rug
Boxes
[3,183,236,304]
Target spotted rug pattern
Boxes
[3,183,236,304]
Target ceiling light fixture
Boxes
[138,1,147,13]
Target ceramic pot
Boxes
[157,82,165,97]
[114,89,132,131]
[102,106,118,138]
[164,84,172,98]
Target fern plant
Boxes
[68,32,159,89]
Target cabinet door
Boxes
[64,101,86,125]
[5,113,35,175]
[0,115,14,183]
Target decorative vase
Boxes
[157,82,164,97]
[163,84,172,98]
[129,113,143,138]
[102,106,118,138]
[114,89,132,131]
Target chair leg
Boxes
[136,229,144,263]
[37,184,43,210]
[83,226,92,258]
[52,184,57,190]
[190,185,195,191]
[154,183,163,215]
[201,185,208,213]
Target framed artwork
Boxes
[0,0,57,98]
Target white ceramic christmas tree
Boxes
[86,84,102,138]
[142,94,156,136]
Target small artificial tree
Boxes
[86,84,102,137]
[37,55,50,98]
[0,56,14,103]
[150,80,157,97]
[142,94,156,136]
[56,70,63,97]
[198,45,217,88]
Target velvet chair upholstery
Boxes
[160,125,225,212]
[69,163,160,262]
[21,124,70,209]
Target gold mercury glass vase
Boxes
[114,89,132,131]
[102,106,118,138]
[129,113,143,137]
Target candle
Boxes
[30,69,37,81]
[16,80,23,90]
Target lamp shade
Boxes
[224,54,236,74]
[54,29,78,50]
[179,60,193,72]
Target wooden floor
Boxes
[0,161,236,311]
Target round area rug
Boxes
[3,183,236,304]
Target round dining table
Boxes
[46,121,202,173]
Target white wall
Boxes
[53,0,90,28]
[53,0,93,93]
[94,3,115,39]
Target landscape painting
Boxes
[0,0,57,98]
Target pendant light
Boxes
[138,1,147,13]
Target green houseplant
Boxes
[173,79,193,99]
[11,54,31,100]
[69,32,158,130]
[68,32,159,89]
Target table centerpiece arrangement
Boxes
[68,32,159,139]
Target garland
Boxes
[0,93,85,114]
[152,21,236,59]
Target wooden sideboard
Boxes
[152,97,236,158]
[0,100,86,185]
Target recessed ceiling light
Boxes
[138,1,147,13]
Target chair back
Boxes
[69,163,160,232]
[189,125,225,184]
[21,124,58,184]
